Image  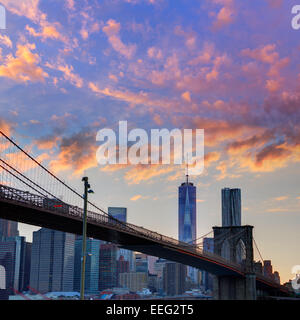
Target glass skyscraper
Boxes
[99,243,118,291]
[178,177,196,244]
[0,236,31,296]
[30,228,75,294]
[221,188,241,227]
[73,237,101,294]
[108,207,127,222]
[108,207,135,271]
[178,175,197,284]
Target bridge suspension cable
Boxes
[253,237,264,263]
[0,130,135,229]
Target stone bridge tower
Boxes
[213,225,256,300]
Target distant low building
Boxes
[119,272,148,292]
[273,271,280,284]
[263,260,273,279]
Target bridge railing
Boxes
[0,183,244,272]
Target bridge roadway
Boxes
[0,184,287,294]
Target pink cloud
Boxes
[0,43,48,83]
[103,19,136,59]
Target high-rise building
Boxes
[153,259,167,279]
[99,243,118,291]
[221,188,241,227]
[108,207,135,271]
[147,256,158,274]
[135,253,148,273]
[163,262,186,296]
[116,256,129,286]
[74,237,101,294]
[178,173,197,283]
[108,207,127,222]
[30,228,75,294]
[0,219,19,239]
[0,236,31,296]
[178,176,196,244]
[20,241,31,292]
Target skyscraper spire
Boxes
[186,154,189,184]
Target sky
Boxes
[0,0,300,283]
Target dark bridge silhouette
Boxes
[0,130,289,299]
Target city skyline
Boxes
[0,0,299,285]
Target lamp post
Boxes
[80,177,94,300]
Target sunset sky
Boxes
[0,0,300,283]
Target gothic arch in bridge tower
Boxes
[221,239,230,261]
[213,225,254,271]
[236,239,246,264]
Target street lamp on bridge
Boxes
[80,177,94,301]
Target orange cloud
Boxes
[45,63,83,88]
[174,26,197,49]
[26,23,66,42]
[266,208,293,213]
[57,65,83,88]
[4,150,49,173]
[103,19,136,59]
[3,0,68,44]
[205,151,221,167]
[0,118,14,136]
[125,165,175,184]
[255,143,291,168]
[188,42,214,65]
[211,0,235,30]
[34,135,61,150]
[1,0,41,23]
[226,131,274,155]
[130,194,142,201]
[181,91,191,102]
[274,196,288,201]
[147,47,163,59]
[49,130,97,175]
[89,82,182,112]
[0,43,48,82]
[266,79,280,92]
[242,44,279,64]
[176,115,262,147]
[0,35,13,48]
